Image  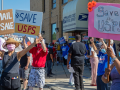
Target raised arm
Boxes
[90,37,98,54]
[23,36,28,49]
[38,33,47,52]
[100,38,107,51]
[17,35,43,61]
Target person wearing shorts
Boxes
[28,34,48,90]
[19,38,31,90]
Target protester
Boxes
[83,41,89,66]
[46,45,54,77]
[27,34,47,90]
[0,35,42,90]
[102,47,120,90]
[19,36,31,90]
[68,41,76,86]
[97,44,112,90]
[56,43,61,65]
[52,43,57,65]
[61,42,69,65]
[67,35,87,90]
[87,41,98,86]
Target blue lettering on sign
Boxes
[63,13,76,24]
[16,12,37,23]
[78,13,88,21]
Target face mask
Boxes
[37,43,42,48]
[7,44,16,51]
[118,52,120,57]
[101,49,106,54]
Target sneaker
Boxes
[69,82,74,86]
[47,74,53,77]
[50,73,55,75]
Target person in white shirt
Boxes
[87,41,99,86]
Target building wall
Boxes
[30,0,72,43]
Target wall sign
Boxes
[88,3,120,41]
[0,9,14,35]
[14,10,43,38]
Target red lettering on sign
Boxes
[18,25,23,31]
[31,26,36,34]
[23,25,27,32]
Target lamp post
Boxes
[1,0,3,10]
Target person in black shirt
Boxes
[19,36,30,90]
[67,35,87,90]
[46,46,54,77]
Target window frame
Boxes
[62,0,68,4]
[52,0,56,9]
[51,23,57,42]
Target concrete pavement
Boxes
[45,63,97,90]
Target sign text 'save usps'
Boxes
[88,3,120,41]
[0,9,14,35]
[14,10,43,37]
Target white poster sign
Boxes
[14,10,43,38]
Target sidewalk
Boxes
[45,63,97,90]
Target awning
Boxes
[63,0,89,33]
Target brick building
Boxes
[30,0,74,43]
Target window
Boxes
[52,0,56,9]
[51,23,56,42]
[42,0,45,12]
[62,0,68,4]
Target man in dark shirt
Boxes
[19,37,30,90]
[46,47,54,77]
[67,35,87,90]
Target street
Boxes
[20,63,96,90]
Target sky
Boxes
[0,0,30,19]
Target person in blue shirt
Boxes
[61,43,69,65]
[83,41,89,66]
[97,44,112,90]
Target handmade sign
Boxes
[0,9,14,35]
[88,2,120,41]
[14,10,43,38]
[58,37,66,44]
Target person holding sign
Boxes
[102,47,120,90]
[0,36,42,90]
[27,34,48,90]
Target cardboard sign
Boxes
[14,10,43,38]
[88,3,120,41]
[0,9,14,35]
[58,37,66,44]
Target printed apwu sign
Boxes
[0,9,14,35]
[88,3,120,41]
[14,10,43,38]
[58,37,66,44]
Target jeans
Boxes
[63,57,67,65]
[97,75,108,90]
[73,65,84,90]
[47,60,52,75]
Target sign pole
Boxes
[107,39,110,81]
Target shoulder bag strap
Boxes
[2,52,15,72]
